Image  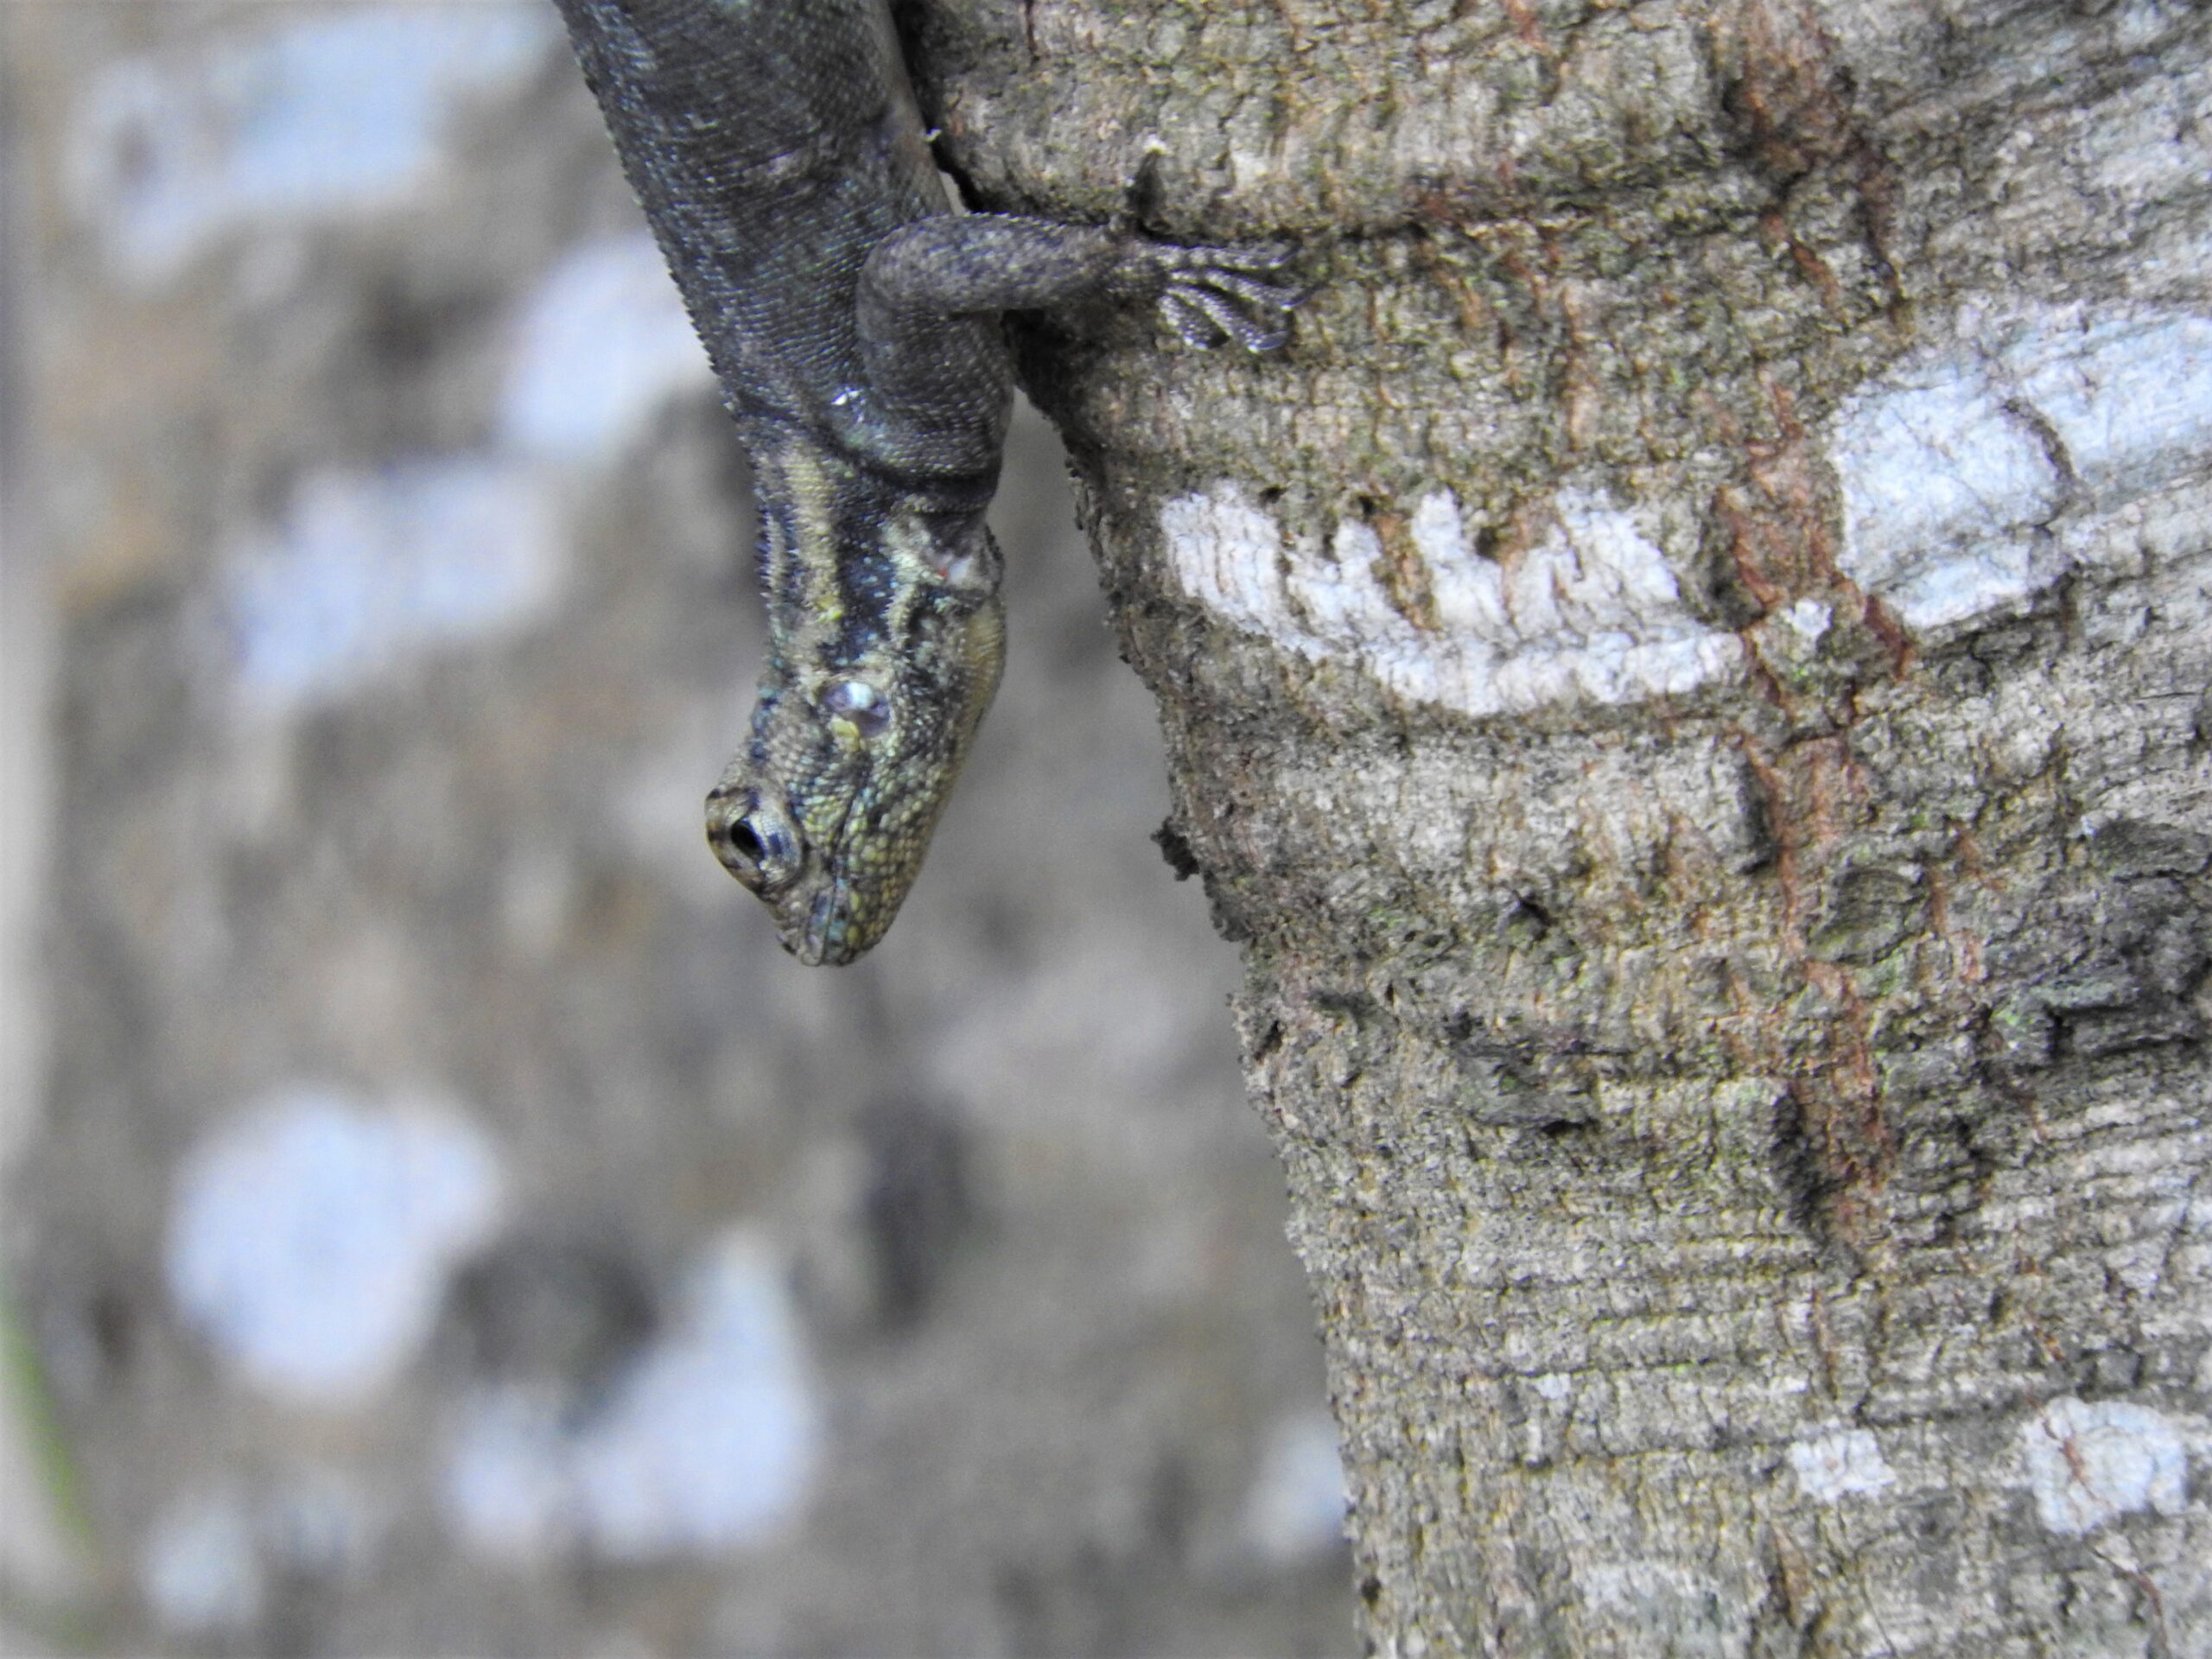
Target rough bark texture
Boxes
[913,0,2212,1653]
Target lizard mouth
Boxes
[791,884,857,967]
[785,769,875,965]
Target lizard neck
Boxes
[747,424,997,675]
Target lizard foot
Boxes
[1144,242,1305,353]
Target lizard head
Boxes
[705,496,1006,966]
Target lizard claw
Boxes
[1161,284,1291,353]
[1146,241,1305,354]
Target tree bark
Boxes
[912,0,2212,1652]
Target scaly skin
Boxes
[704,433,1006,964]
[555,0,1295,963]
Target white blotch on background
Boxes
[258,1467,382,1582]
[141,1491,264,1636]
[2020,1396,2188,1536]
[1242,1408,1348,1563]
[1829,306,2212,637]
[167,1089,505,1402]
[227,456,562,709]
[65,5,556,283]
[498,232,715,461]
[1789,1428,1895,1503]
[140,1471,379,1632]
[442,1230,820,1560]
[1161,484,1741,718]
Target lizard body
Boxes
[554,0,1294,963]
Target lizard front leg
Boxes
[857,214,1301,407]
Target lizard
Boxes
[551,0,1297,964]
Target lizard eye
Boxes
[822,678,890,739]
[707,789,801,895]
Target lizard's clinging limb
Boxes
[552,0,1298,963]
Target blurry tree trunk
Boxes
[910,1,2212,1653]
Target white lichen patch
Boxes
[1160,484,1742,719]
[1163,484,1284,629]
[1788,1427,1895,1503]
[1241,1408,1348,1564]
[1829,305,2212,639]
[441,1230,820,1561]
[1579,1557,1744,1649]
[167,1088,505,1402]
[226,456,563,709]
[65,5,557,284]
[498,232,715,462]
[2018,1396,2189,1536]
[1780,598,1833,647]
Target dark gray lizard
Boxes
[551,0,1296,964]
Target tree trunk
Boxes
[914,1,2212,1652]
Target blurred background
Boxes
[0,4,1351,1653]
